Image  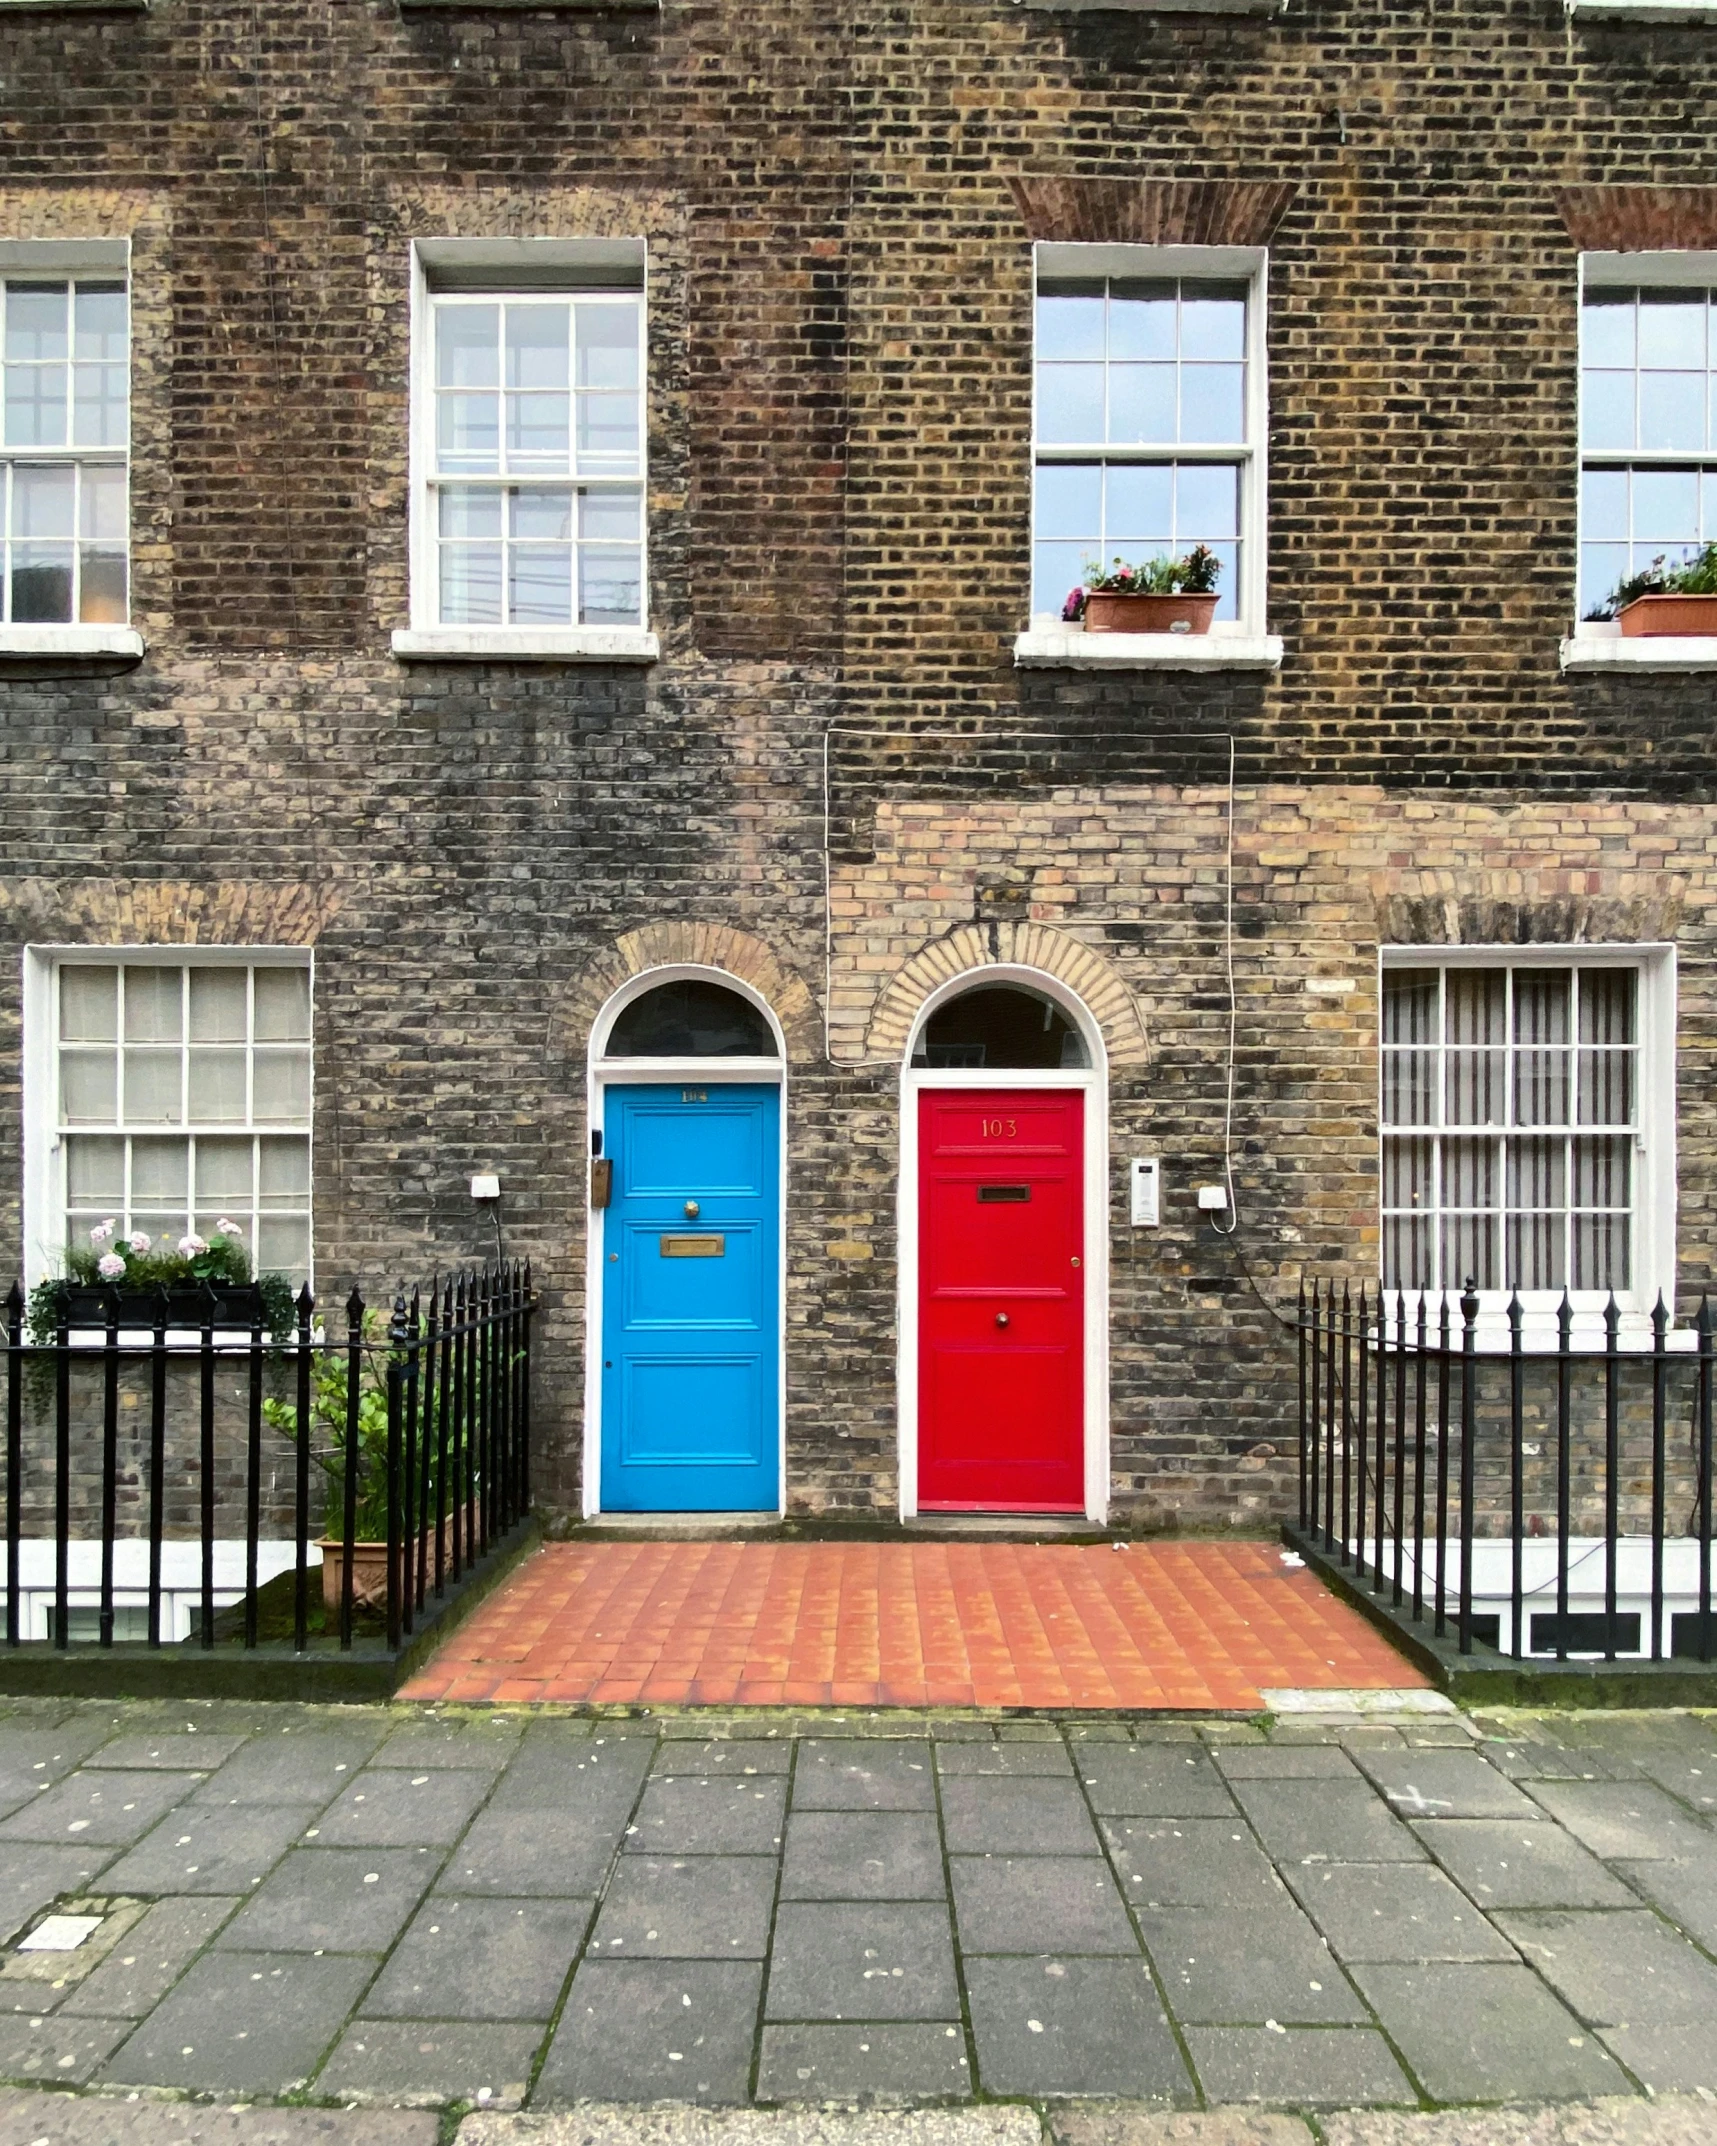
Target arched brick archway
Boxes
[865,921,1149,1068]
[555,923,820,1064]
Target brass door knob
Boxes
[684,1200,700,1219]
[995,1312,1010,1328]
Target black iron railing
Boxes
[1294,1281,1716,1666]
[3,1262,534,1656]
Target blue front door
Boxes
[600,1083,781,1511]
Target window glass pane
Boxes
[439,537,502,625]
[258,1135,309,1206]
[72,287,128,449]
[579,546,641,626]
[1034,284,1105,361]
[1441,1211,1498,1293]
[14,461,73,538]
[1107,281,1177,361]
[78,550,127,625]
[1382,1133,1434,1214]
[130,1213,184,1252]
[1104,462,1172,546]
[5,284,67,363]
[1179,281,1247,360]
[1581,466,1628,541]
[1032,541,1089,620]
[196,1136,254,1211]
[1382,1208,1433,1293]
[3,286,67,449]
[188,1050,247,1123]
[607,980,776,1057]
[1581,370,1635,452]
[1574,1212,1630,1293]
[1581,290,1636,369]
[256,1215,310,1280]
[507,392,570,465]
[913,985,1090,1069]
[1106,364,1175,445]
[578,489,639,544]
[437,392,500,473]
[1382,968,1438,1048]
[436,305,499,387]
[1174,461,1240,541]
[575,304,639,390]
[1582,543,1628,619]
[1179,364,1245,444]
[10,544,72,623]
[1633,466,1700,542]
[189,967,247,1043]
[123,1050,182,1125]
[440,487,503,540]
[511,540,573,625]
[512,488,571,541]
[575,391,639,464]
[1512,969,1570,1126]
[253,1049,310,1124]
[67,1136,124,1208]
[60,1050,116,1125]
[1637,289,1707,370]
[254,967,310,1042]
[506,303,569,389]
[60,965,117,1042]
[1036,364,1104,445]
[1639,374,1706,453]
[1035,461,1102,543]
[131,1137,188,1207]
[124,967,182,1043]
[1577,970,1637,1126]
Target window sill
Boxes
[1014,0,1278,10]
[1560,634,1717,673]
[0,625,144,660]
[1013,627,1283,672]
[1566,0,1717,17]
[0,1,149,10]
[401,0,656,9]
[391,626,659,664]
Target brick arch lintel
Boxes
[865,923,1149,1068]
[554,923,821,1063]
[1007,176,1297,250]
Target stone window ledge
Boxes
[391,627,659,664]
[1013,627,1284,672]
[401,0,655,10]
[1560,635,1717,673]
[0,625,144,659]
[0,2,149,10]
[1566,1,1717,18]
[1015,0,1277,12]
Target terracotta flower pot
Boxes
[1618,593,1717,638]
[1082,591,1219,636]
[319,1508,481,1612]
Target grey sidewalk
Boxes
[0,1698,1713,2115]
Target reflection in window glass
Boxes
[432,293,643,628]
[606,980,777,1057]
[911,986,1090,1070]
[55,961,313,1284]
[1380,963,1639,1299]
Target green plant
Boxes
[25,1225,297,1353]
[1061,544,1222,620]
[262,1313,394,1542]
[1588,540,1717,621]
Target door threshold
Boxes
[904,1514,1108,1539]
[579,1512,784,1539]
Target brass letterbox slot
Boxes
[660,1234,724,1258]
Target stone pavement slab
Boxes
[216,1847,438,1954]
[1230,1779,1427,1864]
[781,1810,945,1900]
[0,1723,121,1810]
[1609,1854,1717,1949]
[102,1949,376,2092]
[1287,1862,1518,1962]
[0,1771,202,1847]
[939,1776,1101,1855]
[755,2022,972,2101]
[1183,2024,1416,2107]
[59,1896,238,2016]
[319,2018,545,2105]
[1413,1820,1636,1908]
[1214,1746,1364,1780]
[1139,1906,1367,2025]
[1594,2021,1717,2093]
[1351,1750,1543,1821]
[86,1735,249,1773]
[0,1844,118,1945]
[765,1902,959,2021]
[1495,1907,1717,2024]
[588,1854,777,1956]
[439,1804,628,1896]
[935,1740,1074,1776]
[1350,1961,1629,2103]
[0,2013,132,2084]
[1521,1782,1714,1861]
[188,1731,389,1807]
[792,1742,936,1810]
[1100,1819,1290,1907]
[1075,1746,1238,1816]
[371,1720,524,1773]
[311,1768,493,1848]
[628,1776,788,1856]
[463,2110,1040,2146]
[950,1855,1139,1955]
[962,1954,1193,2100]
[536,1958,763,2103]
[103,1803,322,1896]
[363,1895,591,2020]
[652,1741,793,1776]
[0,2089,437,2145]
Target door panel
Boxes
[918,1087,1084,1511]
[600,1084,780,1511]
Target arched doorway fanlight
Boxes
[910,982,1090,1070]
[605,979,778,1058]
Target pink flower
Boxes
[178,1235,207,1259]
[97,1252,126,1281]
[216,1218,242,1237]
[127,1232,151,1254]
[89,1220,116,1245]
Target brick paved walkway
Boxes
[400,1540,1426,1710]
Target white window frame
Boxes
[1015,241,1280,672]
[394,237,658,665]
[0,238,140,660]
[1377,944,1676,1339]
[1564,251,1717,672]
[22,945,315,1294]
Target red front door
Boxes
[917,1088,1084,1512]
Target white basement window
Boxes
[1379,951,1675,1319]
[0,244,139,659]
[395,238,657,663]
[1015,241,1281,672]
[1564,253,1717,673]
[37,955,313,1287]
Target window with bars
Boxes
[52,960,311,1284]
[1031,263,1258,625]
[1380,962,1642,1301]
[1,279,128,626]
[426,292,643,630]
[1579,282,1717,620]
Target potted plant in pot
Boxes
[1590,542,1717,638]
[1062,544,1222,636]
[29,1220,296,1345]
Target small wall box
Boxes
[1130,1158,1161,1227]
[470,1174,501,1201]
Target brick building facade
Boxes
[2,0,1715,1532]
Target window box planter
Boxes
[1083,591,1218,637]
[1619,593,1717,638]
[57,1279,268,1331]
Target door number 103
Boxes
[980,1118,1017,1138]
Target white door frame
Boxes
[582,963,788,1519]
[897,964,1110,1523]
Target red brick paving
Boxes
[401,1539,1427,1710]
